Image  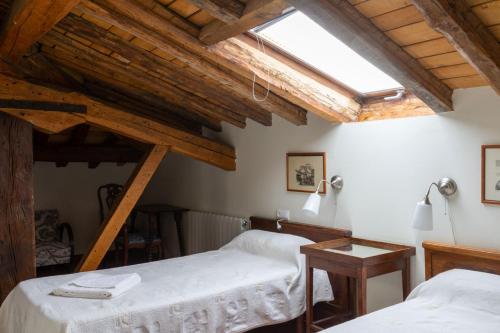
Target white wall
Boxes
[142,87,500,311]
[34,163,135,254]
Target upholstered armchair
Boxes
[35,210,74,268]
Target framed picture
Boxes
[286,152,326,194]
[481,145,500,204]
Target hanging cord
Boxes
[252,34,271,102]
[444,197,457,244]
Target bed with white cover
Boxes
[0,230,333,333]
[321,265,500,332]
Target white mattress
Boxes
[321,269,500,333]
[0,230,333,333]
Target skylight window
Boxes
[255,11,403,94]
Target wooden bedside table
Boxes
[300,238,416,332]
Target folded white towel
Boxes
[52,273,141,299]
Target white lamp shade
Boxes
[412,201,433,231]
[303,192,321,217]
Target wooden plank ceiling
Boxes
[0,0,498,169]
[350,0,499,90]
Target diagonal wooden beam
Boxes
[187,0,244,23]
[0,73,237,170]
[285,0,454,113]
[77,145,168,272]
[0,0,81,61]
[411,0,500,95]
[79,0,308,125]
[199,0,289,45]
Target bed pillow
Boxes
[408,269,500,314]
[221,229,314,265]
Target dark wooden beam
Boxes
[0,113,35,304]
[0,0,81,61]
[0,99,87,113]
[411,0,500,94]
[285,0,453,113]
[52,124,90,167]
[199,0,289,45]
[187,0,244,23]
[34,144,144,166]
[68,124,90,144]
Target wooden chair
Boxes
[97,183,162,266]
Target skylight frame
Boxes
[251,10,404,98]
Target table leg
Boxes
[174,211,184,256]
[305,257,313,333]
[296,314,305,333]
[402,257,411,300]
[147,213,154,262]
[356,268,367,316]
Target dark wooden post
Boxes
[0,113,35,304]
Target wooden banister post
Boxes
[77,145,169,272]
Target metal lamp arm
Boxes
[315,176,344,193]
[315,179,330,193]
[424,182,439,204]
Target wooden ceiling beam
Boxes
[411,0,500,95]
[214,36,361,122]
[56,58,222,132]
[359,94,434,122]
[199,0,289,45]
[96,0,360,122]
[187,0,244,23]
[0,73,237,170]
[79,0,308,125]
[285,0,454,113]
[81,78,204,134]
[0,0,81,61]
[41,30,247,129]
[57,14,272,126]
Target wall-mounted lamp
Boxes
[302,176,343,217]
[412,177,457,232]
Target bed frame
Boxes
[423,241,500,280]
[249,217,353,332]
[249,216,352,241]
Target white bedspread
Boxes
[320,269,500,333]
[0,230,333,333]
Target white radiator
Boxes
[182,211,249,255]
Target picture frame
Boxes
[481,145,500,205]
[286,152,326,194]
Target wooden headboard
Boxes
[250,216,352,242]
[423,241,500,280]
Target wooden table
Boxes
[300,238,416,332]
[132,204,188,257]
